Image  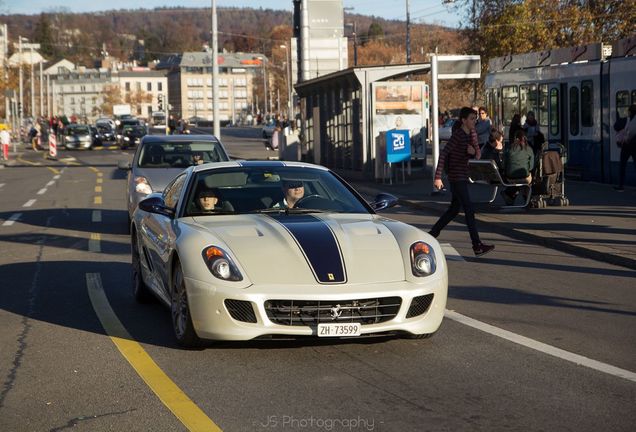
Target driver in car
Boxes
[197,188,232,212]
[272,180,305,209]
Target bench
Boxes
[468,159,531,208]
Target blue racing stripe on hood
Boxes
[270,214,346,284]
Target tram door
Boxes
[547,83,569,150]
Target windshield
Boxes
[137,140,229,169]
[184,166,371,216]
[67,126,90,135]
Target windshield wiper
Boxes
[250,208,325,215]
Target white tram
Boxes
[485,35,636,185]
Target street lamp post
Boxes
[280,44,293,122]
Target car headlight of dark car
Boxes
[410,241,436,276]
[202,246,243,281]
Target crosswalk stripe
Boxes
[2,213,22,226]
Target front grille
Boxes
[406,294,434,318]
[225,299,257,323]
[264,297,402,326]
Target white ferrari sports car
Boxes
[131,161,448,347]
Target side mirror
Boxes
[138,196,175,218]
[371,193,399,211]
[118,160,131,170]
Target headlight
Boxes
[124,136,130,141]
[202,246,243,281]
[410,241,436,276]
[134,176,153,195]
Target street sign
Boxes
[436,55,481,79]
[386,130,411,163]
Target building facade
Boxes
[158,51,264,123]
[116,69,168,119]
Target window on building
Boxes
[147,82,152,91]
[158,82,163,92]
[125,82,130,92]
[581,80,593,127]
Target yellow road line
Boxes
[88,233,101,252]
[95,186,102,193]
[94,196,102,205]
[89,167,100,173]
[86,273,222,432]
[17,156,41,166]
[47,166,60,175]
[97,178,103,184]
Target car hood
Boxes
[190,213,409,285]
[134,167,187,192]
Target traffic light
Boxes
[158,94,164,111]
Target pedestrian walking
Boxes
[0,126,10,161]
[475,106,491,148]
[615,104,636,191]
[429,106,495,257]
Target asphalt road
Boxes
[0,129,634,431]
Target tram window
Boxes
[616,90,630,119]
[502,86,519,126]
[569,86,579,136]
[520,84,538,118]
[581,80,593,127]
[550,88,559,136]
[632,90,636,105]
[539,84,549,128]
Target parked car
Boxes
[130,161,448,347]
[118,134,230,223]
[439,118,457,142]
[63,124,94,150]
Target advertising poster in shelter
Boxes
[371,82,429,178]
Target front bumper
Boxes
[185,276,448,341]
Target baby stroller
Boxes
[530,142,569,208]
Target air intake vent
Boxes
[406,294,434,318]
[225,299,257,323]
[264,297,401,326]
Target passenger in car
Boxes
[192,151,205,165]
[197,188,233,212]
[272,180,305,209]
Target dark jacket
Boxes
[481,144,505,173]
[505,142,534,179]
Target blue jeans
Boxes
[429,180,481,246]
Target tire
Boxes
[131,233,154,303]
[171,260,202,348]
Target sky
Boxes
[5,0,462,28]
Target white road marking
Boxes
[441,243,465,261]
[2,213,22,226]
[37,188,47,195]
[0,183,5,189]
[92,210,102,222]
[46,180,55,187]
[23,199,36,207]
[53,175,61,180]
[445,310,636,383]
[88,233,101,252]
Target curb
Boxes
[354,184,636,271]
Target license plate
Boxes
[317,322,361,337]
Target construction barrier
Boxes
[48,133,57,160]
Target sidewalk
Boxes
[340,169,636,271]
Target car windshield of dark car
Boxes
[184,167,371,216]
[124,126,145,136]
[68,126,89,136]
[138,141,229,169]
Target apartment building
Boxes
[157,51,264,123]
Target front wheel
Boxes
[171,260,202,348]
[131,233,153,303]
